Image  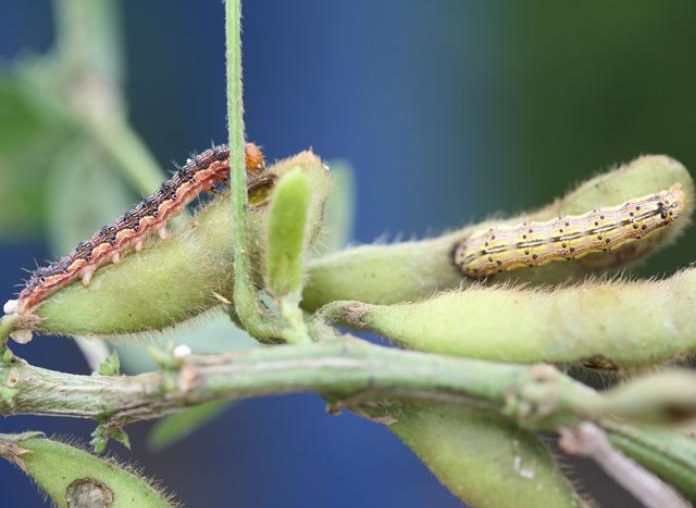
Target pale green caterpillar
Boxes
[455,183,686,278]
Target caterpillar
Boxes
[6,142,273,315]
[453,183,686,279]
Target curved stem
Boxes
[225,0,280,340]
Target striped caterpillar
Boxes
[454,183,686,278]
[6,142,272,315]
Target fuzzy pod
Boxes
[17,151,331,338]
[0,433,175,507]
[302,155,694,309]
[339,267,696,368]
[368,402,586,508]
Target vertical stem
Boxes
[225,0,278,339]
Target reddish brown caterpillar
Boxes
[7,142,270,315]
[454,183,686,278]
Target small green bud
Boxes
[148,400,231,451]
[265,167,313,297]
[97,352,121,376]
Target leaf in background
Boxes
[0,74,46,149]
[148,400,232,452]
[44,139,132,254]
[0,69,73,239]
[53,0,125,86]
[114,310,257,374]
[313,159,355,256]
[125,313,252,448]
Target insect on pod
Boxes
[454,183,686,279]
[5,143,271,317]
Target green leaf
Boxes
[90,423,130,453]
[0,70,73,238]
[90,425,109,454]
[109,427,131,450]
[148,400,231,452]
[0,74,48,150]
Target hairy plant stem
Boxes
[0,340,544,423]
[225,0,281,340]
[0,338,691,432]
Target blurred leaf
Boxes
[45,140,132,255]
[0,74,47,149]
[148,400,231,452]
[124,313,250,449]
[313,160,354,256]
[54,0,125,85]
[114,310,257,374]
[13,55,74,126]
[0,69,73,238]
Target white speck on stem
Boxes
[173,344,192,358]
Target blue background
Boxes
[2,2,696,507]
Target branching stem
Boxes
[0,338,686,432]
